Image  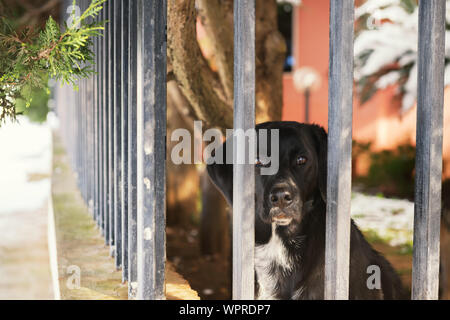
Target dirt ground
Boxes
[167,225,231,299]
[167,225,413,300]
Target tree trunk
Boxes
[254,0,286,122]
[167,0,286,256]
[168,0,233,129]
[199,169,231,259]
[166,81,200,227]
[168,0,286,127]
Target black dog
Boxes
[207,121,406,300]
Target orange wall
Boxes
[282,0,330,127]
[282,0,450,178]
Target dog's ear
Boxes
[206,138,233,206]
[309,125,327,202]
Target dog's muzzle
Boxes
[267,184,298,226]
[269,206,295,226]
[271,212,293,226]
[269,187,293,209]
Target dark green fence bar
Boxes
[325,0,354,300]
[108,0,115,253]
[232,0,255,300]
[121,0,130,283]
[99,4,104,233]
[113,0,123,270]
[136,0,167,300]
[128,0,139,298]
[412,0,446,300]
[103,0,110,244]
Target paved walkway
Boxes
[0,117,54,299]
[52,132,199,300]
[0,206,54,299]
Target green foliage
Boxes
[363,229,392,245]
[361,144,416,199]
[400,0,418,14]
[0,0,106,125]
[15,76,50,123]
[352,140,371,158]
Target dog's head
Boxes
[207,121,327,228]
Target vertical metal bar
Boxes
[85,77,89,204]
[79,54,83,197]
[103,0,110,243]
[76,70,79,185]
[85,2,89,206]
[78,0,83,200]
[101,6,106,235]
[114,0,123,270]
[412,0,445,301]
[76,72,80,186]
[91,1,96,211]
[74,78,77,172]
[94,8,99,224]
[78,73,82,190]
[121,0,130,283]
[87,3,93,207]
[84,0,87,202]
[136,0,167,300]
[86,73,89,204]
[84,6,87,204]
[81,0,87,201]
[72,82,75,169]
[98,6,103,229]
[82,0,87,201]
[108,0,115,252]
[325,0,354,300]
[83,63,87,202]
[76,79,79,177]
[88,0,94,213]
[93,6,100,221]
[81,1,85,198]
[79,76,81,179]
[233,0,255,300]
[98,6,104,233]
[128,0,139,298]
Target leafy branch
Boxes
[0,0,107,124]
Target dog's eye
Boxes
[296,156,307,165]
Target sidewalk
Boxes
[0,117,54,299]
[52,131,199,300]
[0,206,53,299]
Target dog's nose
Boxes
[269,188,293,208]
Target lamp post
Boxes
[293,67,321,123]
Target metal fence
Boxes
[57,0,166,300]
[55,0,445,300]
